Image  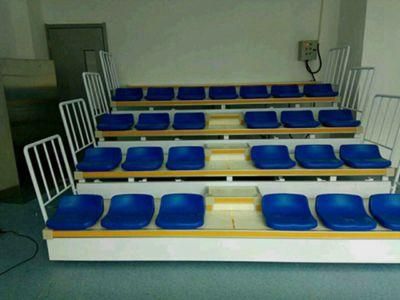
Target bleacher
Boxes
[23,46,400,263]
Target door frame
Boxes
[45,23,109,59]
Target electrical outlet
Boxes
[298,40,318,61]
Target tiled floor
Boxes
[1,200,400,300]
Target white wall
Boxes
[0,78,19,191]
[40,0,340,85]
[337,0,367,68]
[362,0,400,95]
[0,0,47,59]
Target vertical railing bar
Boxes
[43,142,60,194]
[51,139,67,188]
[34,146,51,201]
[371,97,385,142]
[352,71,362,111]
[338,47,350,92]
[65,105,79,151]
[325,50,333,83]
[363,98,378,142]
[340,69,351,108]
[58,136,76,194]
[379,99,391,145]
[24,147,48,221]
[84,74,98,129]
[77,100,91,144]
[331,51,340,85]
[97,75,109,114]
[72,104,85,147]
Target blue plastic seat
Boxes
[281,110,320,128]
[244,111,280,129]
[121,147,164,171]
[209,86,238,99]
[318,109,360,127]
[173,112,206,130]
[271,85,303,98]
[156,193,205,229]
[76,147,122,171]
[262,194,317,230]
[112,88,143,101]
[370,194,400,230]
[166,146,205,170]
[295,145,343,169]
[46,194,104,230]
[135,113,170,130]
[251,145,295,169]
[239,85,270,99]
[177,87,206,100]
[101,194,155,229]
[97,113,134,131]
[145,87,174,101]
[316,194,377,231]
[340,144,391,169]
[304,84,338,97]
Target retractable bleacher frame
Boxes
[99,48,351,110]
[83,68,374,140]
[24,134,400,262]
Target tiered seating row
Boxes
[74,144,392,179]
[112,84,338,101]
[96,109,360,132]
[45,192,400,232]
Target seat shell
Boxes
[370,194,400,230]
[251,145,295,169]
[316,194,377,231]
[244,111,280,129]
[145,87,174,101]
[340,144,391,168]
[304,84,338,97]
[209,86,238,99]
[271,85,303,98]
[281,110,320,128]
[112,88,143,101]
[177,87,206,100]
[121,147,164,171]
[46,194,104,230]
[318,109,360,127]
[173,112,206,130]
[97,113,134,131]
[135,113,170,130]
[262,193,317,230]
[101,194,155,229]
[166,146,205,170]
[240,85,270,99]
[156,193,205,229]
[76,147,122,171]
[295,145,343,169]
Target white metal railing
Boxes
[99,50,120,102]
[59,98,96,165]
[340,67,375,113]
[324,46,350,92]
[363,95,400,161]
[83,72,110,127]
[24,135,75,222]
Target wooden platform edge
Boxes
[111,96,336,107]
[96,126,362,138]
[44,228,400,240]
[75,167,394,180]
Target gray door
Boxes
[46,24,108,100]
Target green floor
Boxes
[1,199,400,299]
